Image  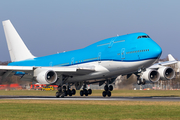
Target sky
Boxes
[0,0,180,61]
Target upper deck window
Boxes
[137,35,150,39]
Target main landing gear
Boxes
[56,85,76,98]
[80,84,92,96]
[137,78,146,85]
[102,84,113,97]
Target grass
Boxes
[0,89,180,97]
[1,90,180,120]
[0,100,180,120]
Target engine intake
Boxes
[142,69,160,83]
[158,67,175,80]
[36,70,57,84]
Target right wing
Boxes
[149,54,177,69]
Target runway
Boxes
[1,95,180,101]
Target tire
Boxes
[63,86,66,91]
[80,90,84,96]
[84,89,88,96]
[57,87,61,91]
[68,90,72,96]
[88,89,92,94]
[107,91,111,97]
[141,79,146,85]
[109,85,113,91]
[137,79,141,85]
[72,89,76,95]
[60,95,64,98]
[104,85,108,91]
[102,91,106,97]
[67,90,71,95]
[56,92,60,98]
[64,91,67,96]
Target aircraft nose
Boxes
[153,44,162,58]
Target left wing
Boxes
[0,65,95,83]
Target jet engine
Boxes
[142,69,160,83]
[157,67,175,80]
[35,69,58,84]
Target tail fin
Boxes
[168,54,175,61]
[2,20,35,62]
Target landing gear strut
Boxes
[80,84,92,96]
[102,84,113,97]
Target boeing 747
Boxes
[0,20,176,97]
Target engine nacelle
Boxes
[142,69,160,83]
[158,67,175,80]
[35,69,58,84]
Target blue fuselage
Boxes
[8,32,162,68]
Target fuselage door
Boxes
[121,48,125,59]
[98,52,101,63]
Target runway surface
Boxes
[1,95,180,101]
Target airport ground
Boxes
[0,90,180,119]
[1,89,180,97]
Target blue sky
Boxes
[0,0,180,61]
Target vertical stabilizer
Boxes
[2,20,35,62]
[168,54,175,61]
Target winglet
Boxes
[168,54,175,61]
[2,20,35,62]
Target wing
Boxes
[149,60,177,69]
[0,65,95,81]
[149,54,177,69]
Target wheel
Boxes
[64,90,67,96]
[80,90,84,96]
[84,89,88,96]
[67,90,72,96]
[69,92,72,96]
[60,95,64,98]
[88,89,92,94]
[141,79,146,85]
[57,86,61,91]
[104,85,108,91]
[137,79,141,85]
[63,86,66,91]
[68,90,72,96]
[107,91,111,97]
[102,91,106,97]
[109,85,113,91]
[71,89,76,95]
[56,92,60,98]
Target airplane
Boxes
[0,20,176,98]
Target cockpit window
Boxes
[137,35,150,39]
